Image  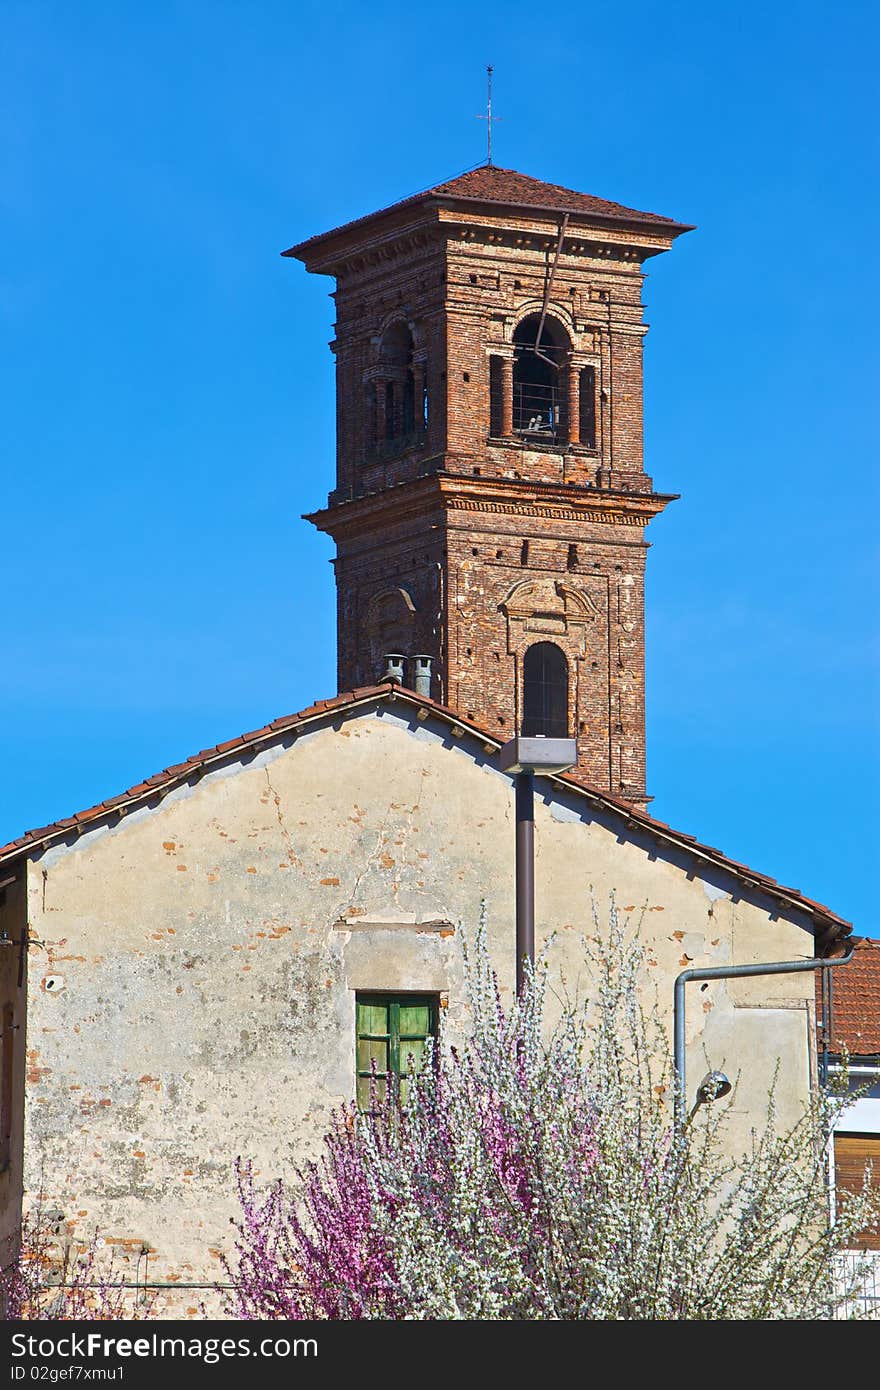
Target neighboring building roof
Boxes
[284,164,694,261]
[819,940,880,1057]
[0,685,850,942]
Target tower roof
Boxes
[284,164,694,264]
[425,165,690,227]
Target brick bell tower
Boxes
[285,166,691,805]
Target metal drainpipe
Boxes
[822,963,835,1088]
[434,562,445,703]
[515,772,535,998]
[673,942,855,1133]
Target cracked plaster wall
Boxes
[19,707,817,1314]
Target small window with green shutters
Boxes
[355,994,438,1109]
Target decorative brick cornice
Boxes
[306,472,676,542]
[285,166,693,276]
[446,497,646,527]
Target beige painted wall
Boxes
[0,874,26,1277]
[20,704,818,1315]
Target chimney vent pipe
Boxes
[382,654,406,685]
[412,655,432,698]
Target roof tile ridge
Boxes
[0,684,853,935]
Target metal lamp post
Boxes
[498,735,578,996]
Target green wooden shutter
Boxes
[356,997,390,1110]
[356,994,437,1109]
[398,999,434,1104]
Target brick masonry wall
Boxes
[444,514,649,802]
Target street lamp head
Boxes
[498,735,579,776]
[695,1071,732,1106]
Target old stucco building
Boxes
[0,166,854,1313]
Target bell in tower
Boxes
[284,166,692,806]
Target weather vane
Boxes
[476,65,501,166]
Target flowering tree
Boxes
[1,1206,152,1320]
[227,907,879,1320]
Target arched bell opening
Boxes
[364,321,428,459]
[512,314,570,443]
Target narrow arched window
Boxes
[378,321,415,450]
[365,382,377,451]
[579,366,597,449]
[522,642,569,738]
[385,381,395,442]
[489,355,503,437]
[403,370,415,435]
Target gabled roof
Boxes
[0,685,850,942]
[283,164,693,262]
[818,940,880,1057]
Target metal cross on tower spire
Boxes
[476,65,501,165]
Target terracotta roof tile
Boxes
[285,165,693,261]
[817,941,880,1056]
[429,166,685,226]
[0,684,850,938]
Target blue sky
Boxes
[2,1,877,933]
